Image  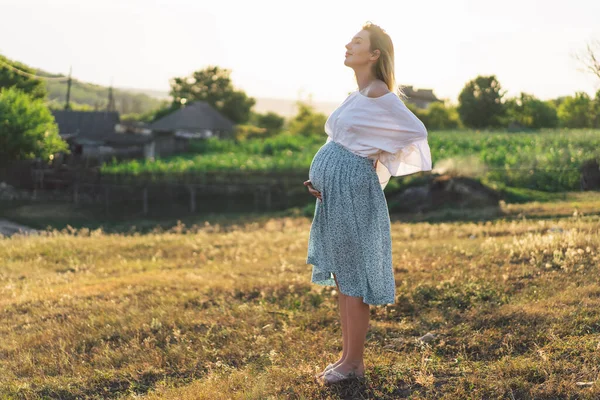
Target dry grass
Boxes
[1,195,600,399]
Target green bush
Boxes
[504,93,558,129]
[558,92,593,128]
[0,87,68,166]
[287,102,327,137]
[423,101,461,130]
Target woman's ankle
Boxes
[340,359,364,369]
[334,353,346,364]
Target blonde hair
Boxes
[361,21,405,98]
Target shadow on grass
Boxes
[1,185,598,235]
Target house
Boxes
[149,101,236,138]
[51,110,155,160]
[52,110,120,150]
[401,85,442,109]
[51,100,236,161]
[148,101,236,155]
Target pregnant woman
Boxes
[304,22,432,385]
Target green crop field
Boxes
[100,129,600,192]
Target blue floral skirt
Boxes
[306,140,396,306]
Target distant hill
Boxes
[96,87,339,119]
[252,97,338,119]
[2,55,338,119]
[115,87,171,101]
[37,71,166,116]
[41,75,337,119]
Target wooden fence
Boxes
[27,165,311,215]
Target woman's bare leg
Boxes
[332,273,348,366]
[333,295,368,376]
[316,273,348,378]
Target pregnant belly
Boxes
[308,145,330,192]
[308,141,377,193]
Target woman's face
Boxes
[344,29,378,67]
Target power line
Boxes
[0,58,71,82]
[478,166,586,171]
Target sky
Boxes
[1,0,600,104]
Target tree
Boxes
[287,101,327,137]
[549,96,568,109]
[557,92,592,128]
[504,93,558,129]
[573,40,600,128]
[404,101,428,123]
[592,90,600,128]
[457,75,506,128]
[0,54,47,100]
[251,111,285,137]
[574,39,600,80]
[233,124,268,141]
[423,101,461,130]
[0,87,68,166]
[168,66,255,124]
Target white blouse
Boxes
[324,90,432,190]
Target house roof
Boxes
[401,86,441,102]
[149,101,235,132]
[52,110,120,139]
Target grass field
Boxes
[1,193,600,399]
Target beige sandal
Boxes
[321,366,365,385]
[315,363,335,379]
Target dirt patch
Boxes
[0,219,38,237]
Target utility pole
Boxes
[64,66,72,110]
[106,81,116,112]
